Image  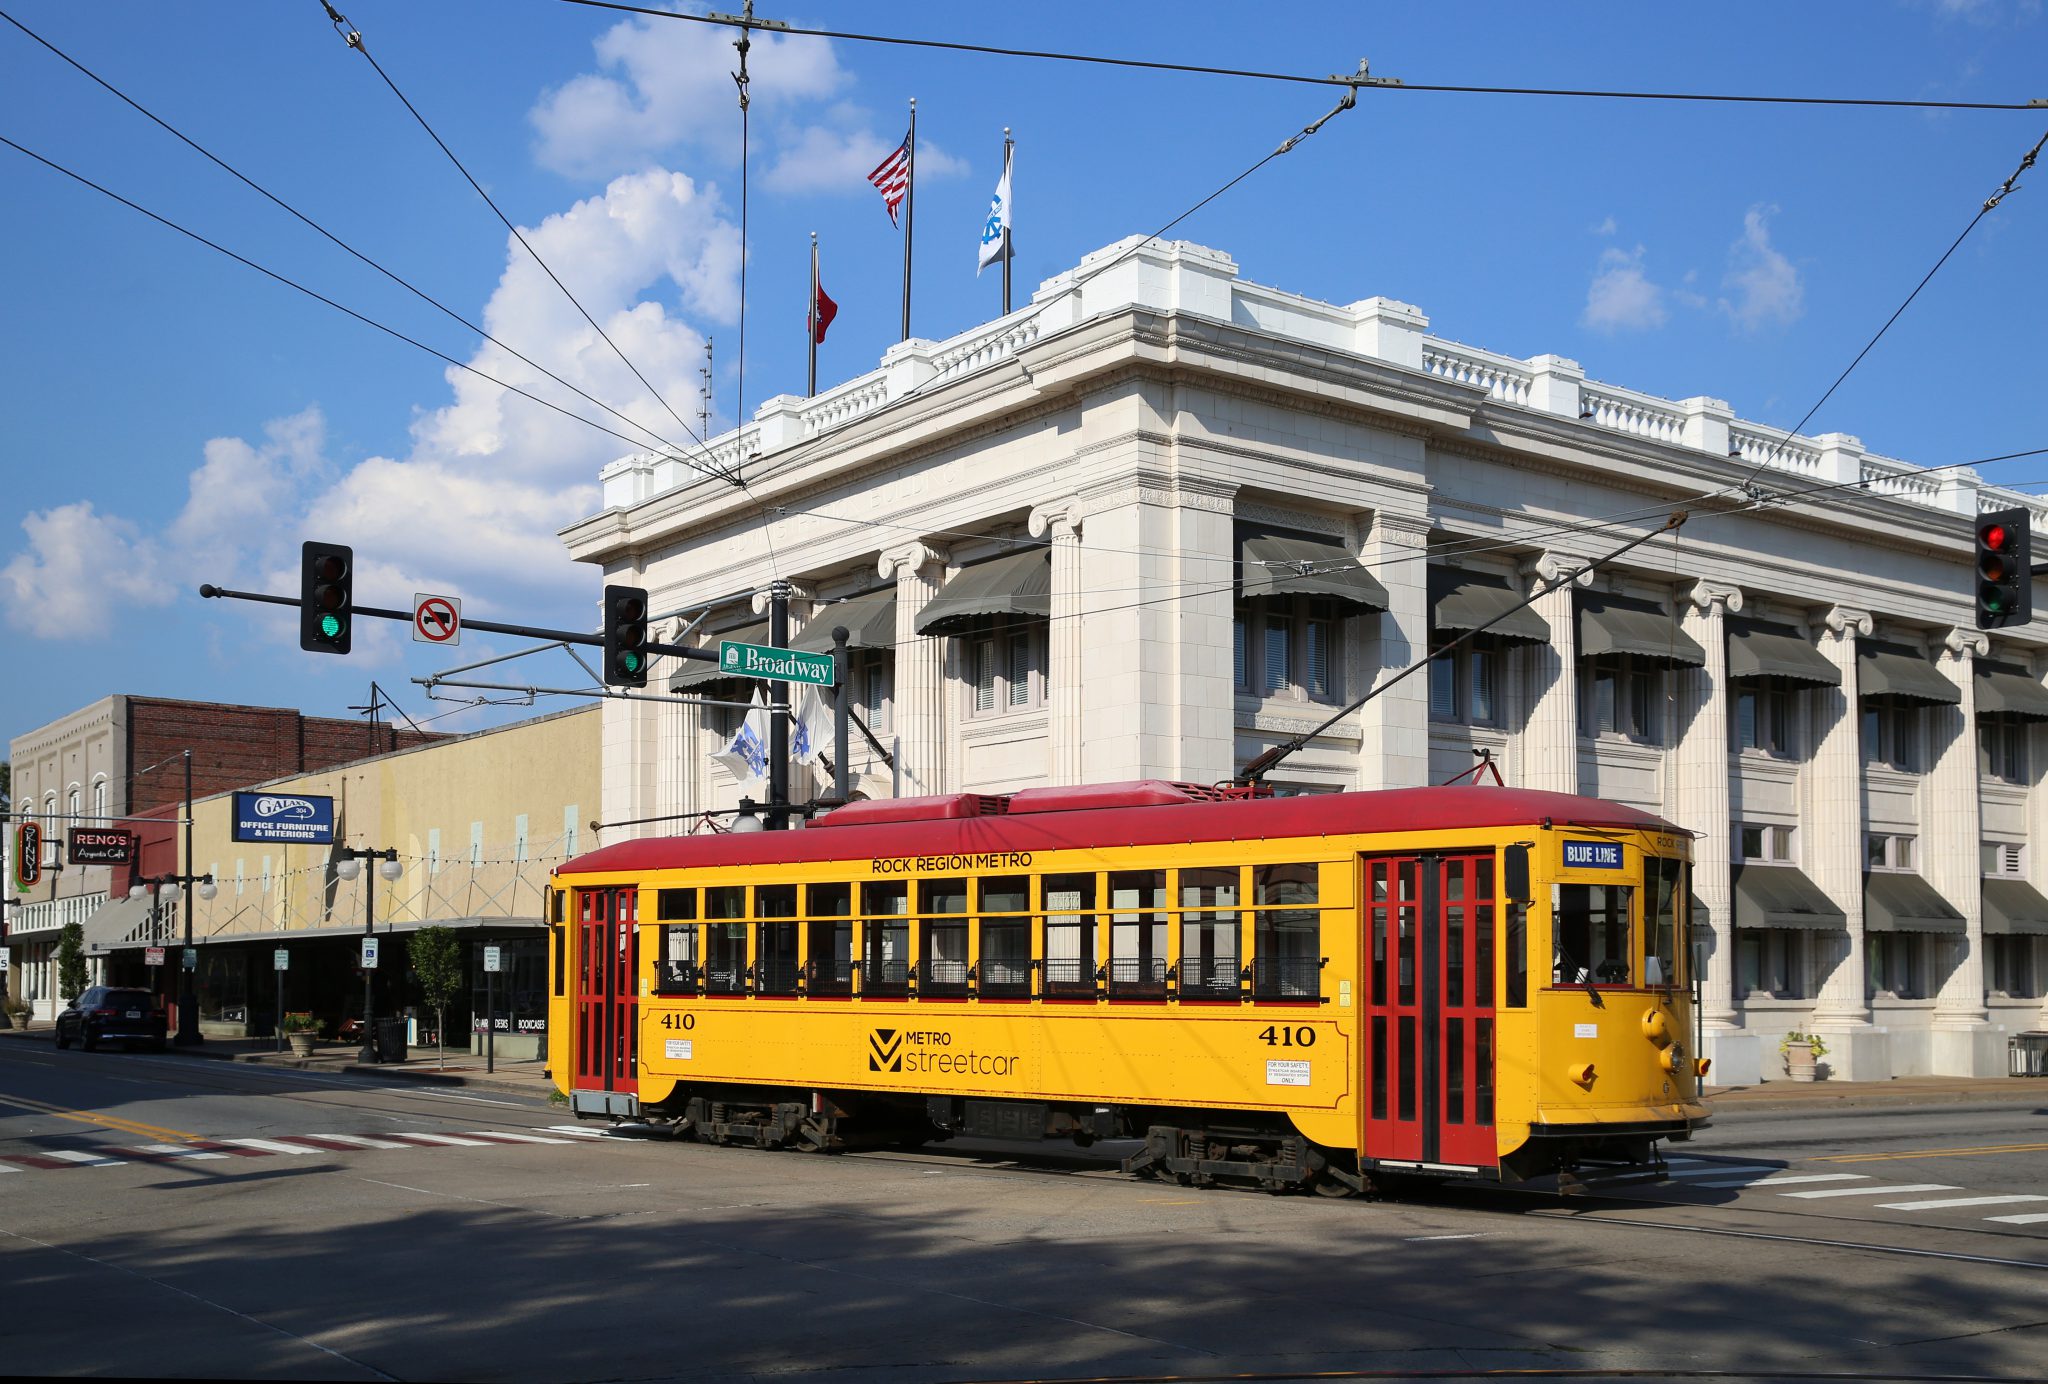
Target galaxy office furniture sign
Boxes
[232,793,336,845]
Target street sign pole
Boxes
[485,960,495,1075]
[274,948,288,1053]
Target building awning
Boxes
[1239,532,1388,609]
[914,550,1052,635]
[1577,593,1707,666]
[82,894,161,957]
[1732,865,1846,930]
[1982,878,2048,937]
[1858,640,1959,706]
[1727,619,1839,686]
[1864,872,1967,934]
[1428,570,1548,644]
[791,589,896,652]
[1975,662,2048,721]
[670,619,768,693]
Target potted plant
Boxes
[1780,1030,1829,1082]
[282,1012,320,1057]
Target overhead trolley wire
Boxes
[0,7,730,487]
[552,0,2044,111]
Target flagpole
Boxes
[1001,128,1013,315]
[901,97,916,342]
[808,231,819,398]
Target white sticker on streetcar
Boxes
[1574,1023,1598,1039]
[665,1039,694,1060]
[1265,1059,1311,1086]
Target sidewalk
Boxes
[1706,1074,2048,1113]
[0,1019,555,1100]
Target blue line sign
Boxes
[1562,839,1624,870]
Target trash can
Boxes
[2011,1031,2048,1078]
[375,1017,409,1065]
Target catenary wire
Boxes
[0,7,730,487]
[314,2,736,486]
[550,0,2043,111]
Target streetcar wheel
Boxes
[1312,1174,1357,1199]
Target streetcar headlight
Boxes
[1640,1008,1671,1045]
[1694,1057,1712,1079]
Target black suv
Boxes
[55,987,168,1052]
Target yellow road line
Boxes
[0,1093,202,1144]
[1816,1141,2048,1163]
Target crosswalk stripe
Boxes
[1,1154,81,1170]
[387,1133,491,1148]
[272,1135,387,1152]
[185,1139,274,1158]
[1782,1182,1959,1200]
[545,1125,606,1139]
[1689,1173,1869,1189]
[1875,1194,2048,1211]
[135,1144,228,1160]
[42,1149,124,1166]
[218,1137,321,1155]
[1664,1164,1782,1179]
[1985,1212,2048,1225]
[303,1133,408,1150]
[463,1131,572,1145]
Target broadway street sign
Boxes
[718,640,835,687]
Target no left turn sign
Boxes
[412,593,462,645]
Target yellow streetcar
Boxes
[547,780,1707,1193]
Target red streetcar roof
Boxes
[556,784,1679,877]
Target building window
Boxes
[1983,841,2025,877]
[1235,597,1343,703]
[1581,655,1662,742]
[849,649,893,736]
[1865,833,1916,872]
[1861,701,1922,772]
[91,778,107,824]
[1978,713,2031,784]
[961,617,1045,717]
[1736,823,1797,865]
[1988,936,2040,998]
[1429,635,1503,726]
[1867,932,1929,1000]
[1733,680,1801,757]
[1736,928,1809,999]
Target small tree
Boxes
[55,921,88,1004]
[410,925,464,1068]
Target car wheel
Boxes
[80,1030,97,1052]
[54,1026,70,1051]
[150,1039,167,1054]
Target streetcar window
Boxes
[1179,867,1241,999]
[757,885,799,994]
[1646,858,1684,988]
[806,882,853,995]
[656,923,698,995]
[862,882,909,995]
[1042,873,1098,996]
[706,923,747,994]
[921,878,969,995]
[1252,862,1320,998]
[657,888,695,920]
[979,877,1032,997]
[552,921,565,997]
[1108,871,1168,997]
[1504,905,1529,1008]
[1555,884,1633,986]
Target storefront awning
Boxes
[1577,593,1707,666]
[82,894,162,957]
[1864,872,1967,934]
[670,619,768,693]
[1239,532,1388,609]
[914,550,1052,634]
[1975,662,2048,721]
[1732,865,1846,930]
[791,589,896,652]
[1982,878,2048,937]
[1428,570,1548,644]
[1858,640,1959,705]
[1727,619,1839,686]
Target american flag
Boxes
[867,132,910,226]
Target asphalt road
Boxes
[3,1039,2045,1382]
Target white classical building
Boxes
[562,236,2048,1083]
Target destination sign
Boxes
[1562,840,1624,869]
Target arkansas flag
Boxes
[811,280,838,344]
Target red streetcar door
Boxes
[1361,853,1498,1169]
[573,887,639,1096]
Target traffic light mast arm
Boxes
[1236,510,1689,785]
[199,584,719,662]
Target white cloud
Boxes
[1591,215,1617,236]
[1581,245,1667,332]
[760,112,968,195]
[1718,205,1804,331]
[0,503,170,638]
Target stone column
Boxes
[655,613,705,824]
[1353,511,1432,793]
[1670,581,1754,1081]
[1808,607,1884,1077]
[1028,500,1086,786]
[1520,551,1592,796]
[880,542,950,797]
[2029,656,2048,1032]
[1931,628,1995,1074]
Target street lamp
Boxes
[129,869,217,1044]
[334,847,403,1064]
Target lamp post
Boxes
[129,868,217,1044]
[0,893,16,1031]
[334,847,403,1063]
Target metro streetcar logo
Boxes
[869,1029,904,1072]
[865,1027,1019,1078]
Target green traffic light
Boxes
[621,651,643,674]
[320,613,344,640]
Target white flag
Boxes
[791,683,836,765]
[710,695,772,789]
[977,144,1012,274]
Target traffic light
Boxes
[603,584,650,687]
[299,541,355,653]
[1975,508,2032,631]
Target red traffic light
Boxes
[1982,522,2010,551]
[1975,507,2033,631]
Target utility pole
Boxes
[767,581,792,829]
[177,751,200,1047]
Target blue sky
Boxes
[3,1,2044,745]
